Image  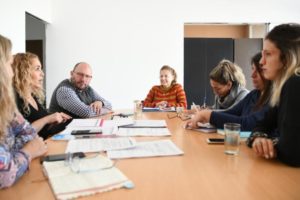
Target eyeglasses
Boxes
[74,71,93,79]
[65,153,116,173]
[167,113,191,121]
[167,107,191,121]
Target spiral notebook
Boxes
[43,155,131,200]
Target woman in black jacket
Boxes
[247,23,300,167]
[12,52,72,139]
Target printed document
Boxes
[107,139,184,159]
[116,127,171,136]
[65,137,136,153]
[130,120,167,127]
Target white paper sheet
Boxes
[65,137,136,153]
[116,128,171,136]
[67,119,102,128]
[107,140,184,159]
[129,120,167,127]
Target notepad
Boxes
[43,155,131,200]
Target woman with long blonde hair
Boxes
[247,23,300,167]
[0,34,47,188]
[12,53,71,139]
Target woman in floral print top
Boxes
[0,34,47,188]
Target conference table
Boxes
[0,111,300,200]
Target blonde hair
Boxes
[265,24,300,106]
[0,34,16,137]
[12,52,45,115]
[209,59,246,87]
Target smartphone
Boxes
[71,129,102,135]
[206,138,225,144]
[41,152,85,162]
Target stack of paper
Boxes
[43,155,131,200]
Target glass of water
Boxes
[224,123,241,155]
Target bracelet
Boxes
[246,132,268,147]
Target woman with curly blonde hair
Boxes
[0,34,47,188]
[12,53,71,139]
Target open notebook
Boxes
[43,155,131,200]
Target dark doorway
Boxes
[26,12,47,98]
[184,38,234,108]
[26,40,44,67]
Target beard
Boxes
[71,77,87,90]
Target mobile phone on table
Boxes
[206,138,225,144]
[41,152,85,163]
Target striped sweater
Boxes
[143,83,187,108]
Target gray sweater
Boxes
[49,79,112,118]
[212,84,249,111]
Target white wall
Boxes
[46,0,300,109]
[1,0,300,109]
[0,0,51,53]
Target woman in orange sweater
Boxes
[143,65,187,108]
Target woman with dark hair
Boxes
[185,52,272,131]
[143,65,187,108]
[247,23,300,167]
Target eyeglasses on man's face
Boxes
[74,71,93,79]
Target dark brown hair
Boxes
[251,52,272,111]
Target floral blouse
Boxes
[0,113,36,189]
